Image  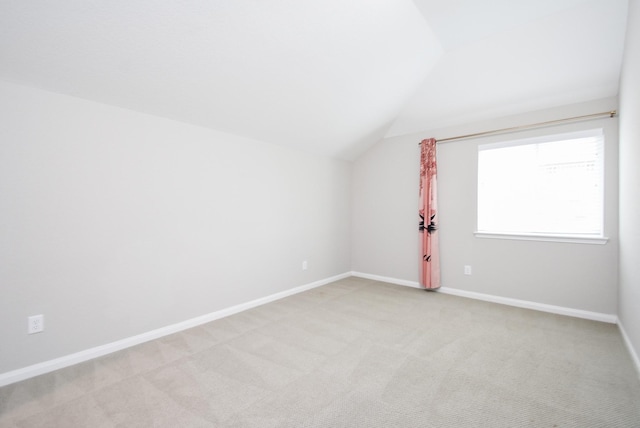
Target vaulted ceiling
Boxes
[0,0,628,160]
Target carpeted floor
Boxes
[1,277,640,427]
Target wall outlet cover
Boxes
[28,315,44,334]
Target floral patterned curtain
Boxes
[419,138,441,290]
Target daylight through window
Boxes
[477,129,604,238]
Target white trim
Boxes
[350,272,617,323]
[437,286,617,324]
[0,272,351,387]
[474,232,608,245]
[351,271,422,289]
[618,320,640,380]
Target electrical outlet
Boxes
[302,260,308,270]
[28,314,44,334]
[464,265,472,275]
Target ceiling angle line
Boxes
[419,110,617,145]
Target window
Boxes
[477,129,604,241]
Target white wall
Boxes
[618,0,640,368]
[0,80,351,374]
[353,97,619,315]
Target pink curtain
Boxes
[419,138,441,290]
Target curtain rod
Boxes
[420,110,617,145]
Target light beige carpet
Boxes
[1,277,639,427]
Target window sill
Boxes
[474,232,609,245]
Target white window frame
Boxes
[475,128,608,245]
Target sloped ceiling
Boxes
[389,0,629,137]
[0,0,628,160]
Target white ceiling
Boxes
[389,0,629,137]
[0,0,628,160]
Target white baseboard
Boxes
[351,271,423,289]
[618,320,640,380]
[350,271,617,324]
[0,272,351,388]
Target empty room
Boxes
[1,0,640,427]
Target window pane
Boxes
[477,130,603,236]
